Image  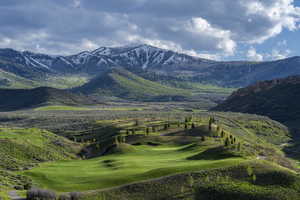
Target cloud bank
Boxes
[0,0,299,59]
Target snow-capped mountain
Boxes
[66,44,214,73]
[0,44,215,79]
[1,45,300,89]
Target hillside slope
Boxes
[75,68,191,101]
[0,87,97,111]
[213,75,300,125]
[82,161,300,200]
[0,127,81,190]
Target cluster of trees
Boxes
[120,116,202,139]
[115,135,126,145]
[27,188,81,200]
[206,117,242,151]
[221,131,242,151]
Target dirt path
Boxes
[8,191,25,200]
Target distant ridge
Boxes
[0,87,97,111]
[212,75,300,124]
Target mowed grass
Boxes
[21,144,245,192]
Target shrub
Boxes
[59,194,70,200]
[27,188,56,200]
[69,192,81,200]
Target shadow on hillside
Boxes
[282,122,300,161]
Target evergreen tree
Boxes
[185,117,188,123]
[191,123,196,129]
[164,124,168,130]
[224,137,230,146]
[221,130,225,138]
[187,174,194,188]
[208,117,213,131]
[201,136,205,141]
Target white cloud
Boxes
[242,0,300,43]
[0,0,299,59]
[268,49,291,60]
[125,34,221,59]
[184,18,236,55]
[247,47,264,61]
[81,39,98,50]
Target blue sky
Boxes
[0,0,299,61]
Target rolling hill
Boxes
[0,87,97,111]
[75,68,192,101]
[0,127,81,190]
[212,75,300,127]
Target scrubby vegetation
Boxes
[81,161,300,200]
[0,128,80,171]
[0,127,81,195]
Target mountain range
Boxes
[1,44,300,88]
[1,44,300,103]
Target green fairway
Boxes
[21,144,245,192]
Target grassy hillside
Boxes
[0,128,80,171]
[0,87,98,111]
[82,160,300,200]
[0,69,40,89]
[0,68,88,89]
[75,68,192,101]
[0,127,81,191]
